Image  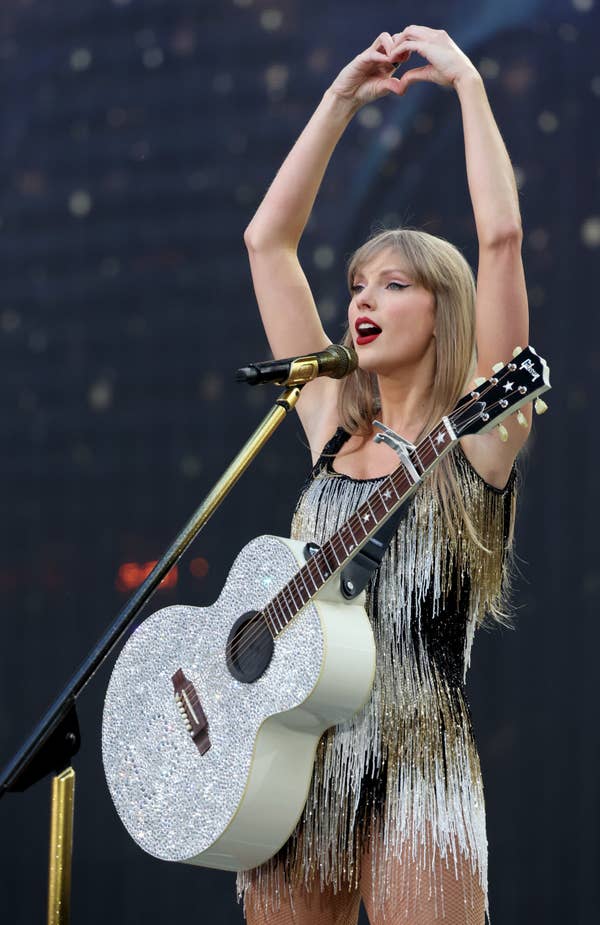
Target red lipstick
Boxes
[355,316,382,346]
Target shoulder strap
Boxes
[311,427,350,476]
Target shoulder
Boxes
[454,440,517,498]
[296,381,342,466]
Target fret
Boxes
[311,553,329,584]
[341,523,359,554]
[303,561,318,593]
[262,398,492,641]
[428,433,440,458]
[416,442,430,469]
[350,514,367,542]
[377,485,390,512]
[412,445,426,473]
[367,497,379,522]
[306,563,321,595]
[338,528,351,556]
[288,574,302,608]
[266,601,283,633]
[390,470,405,500]
[288,577,303,612]
[346,520,360,549]
[379,480,398,510]
[418,440,435,470]
[278,589,295,623]
[319,541,339,569]
[265,610,277,639]
[295,570,311,603]
[359,499,376,528]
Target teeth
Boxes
[357,323,380,334]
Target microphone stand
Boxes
[0,382,305,925]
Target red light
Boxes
[116,561,178,593]
[189,557,209,579]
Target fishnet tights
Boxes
[244,837,485,925]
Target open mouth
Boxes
[355,319,382,346]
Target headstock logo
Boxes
[519,357,540,382]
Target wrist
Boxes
[322,86,362,121]
[453,66,484,96]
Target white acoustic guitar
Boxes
[102,347,550,871]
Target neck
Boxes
[375,344,436,441]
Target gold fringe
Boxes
[237,445,516,921]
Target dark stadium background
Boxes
[1,0,598,921]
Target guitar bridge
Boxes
[171,668,211,755]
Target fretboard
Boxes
[261,417,456,637]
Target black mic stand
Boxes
[0,381,306,925]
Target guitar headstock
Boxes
[450,346,551,439]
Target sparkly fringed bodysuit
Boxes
[238,428,516,924]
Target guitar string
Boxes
[219,364,542,676]
[224,393,534,680]
[224,362,537,669]
[222,363,542,673]
[222,386,534,682]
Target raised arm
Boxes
[244,34,409,456]
[390,26,530,486]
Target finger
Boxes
[389,49,411,67]
[379,76,405,95]
[389,39,426,59]
[400,24,442,39]
[371,31,394,55]
[362,49,397,66]
[394,64,437,95]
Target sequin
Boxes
[237,431,517,922]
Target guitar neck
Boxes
[262,417,457,637]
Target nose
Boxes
[355,284,375,311]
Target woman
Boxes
[238,25,530,925]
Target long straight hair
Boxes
[340,227,476,438]
[337,229,516,622]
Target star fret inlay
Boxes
[435,431,446,445]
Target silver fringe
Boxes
[237,447,516,921]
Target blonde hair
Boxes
[338,228,515,622]
[340,227,477,434]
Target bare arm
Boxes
[391,27,530,487]
[455,69,530,487]
[244,34,408,457]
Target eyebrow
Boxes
[353,267,411,279]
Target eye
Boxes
[350,284,364,294]
[387,281,409,290]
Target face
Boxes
[348,248,436,376]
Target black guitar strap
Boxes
[339,496,413,599]
[309,427,415,601]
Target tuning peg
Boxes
[512,346,523,357]
[473,377,486,387]
[516,410,528,428]
[497,424,509,442]
[534,398,548,415]
[492,362,504,373]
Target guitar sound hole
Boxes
[226,611,274,683]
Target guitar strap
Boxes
[312,427,415,602]
[339,496,413,600]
